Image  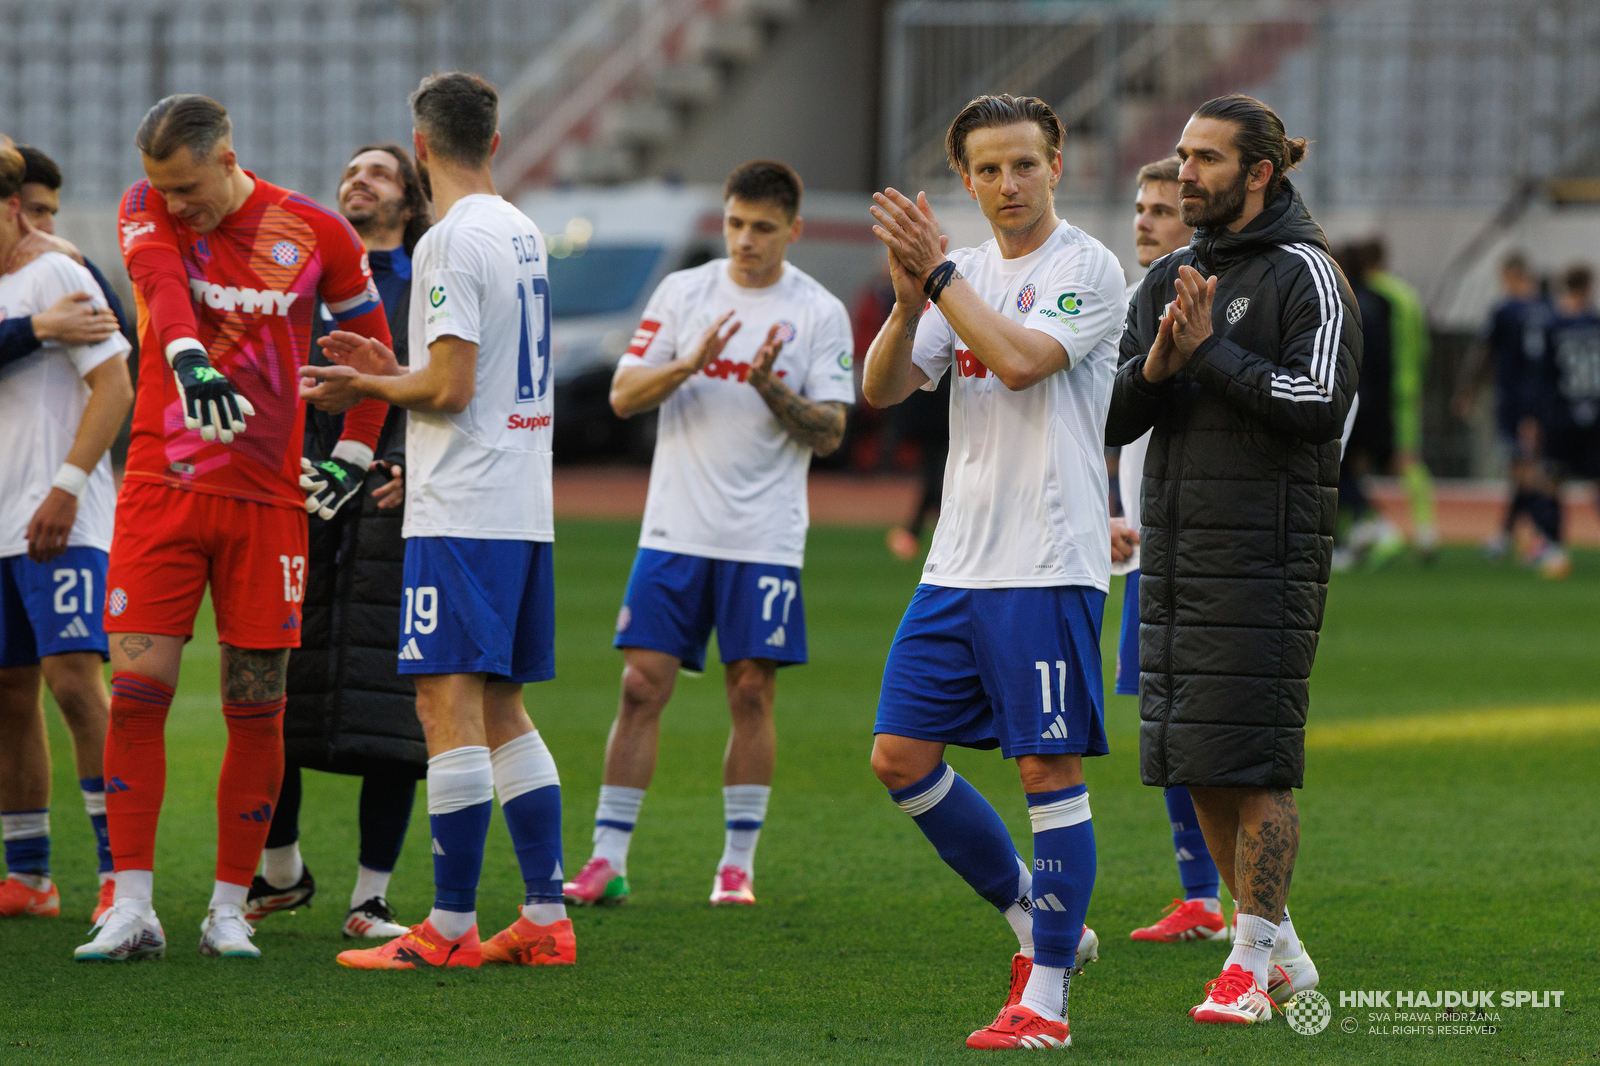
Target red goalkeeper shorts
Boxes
[104,481,306,648]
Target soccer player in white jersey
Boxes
[300,73,572,970]
[862,95,1124,1050]
[0,136,133,921]
[563,161,854,908]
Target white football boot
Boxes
[1192,963,1274,1024]
[1076,925,1099,974]
[74,899,167,961]
[1267,945,1320,1005]
[199,902,261,958]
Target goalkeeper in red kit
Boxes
[76,95,395,962]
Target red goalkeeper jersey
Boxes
[118,173,392,509]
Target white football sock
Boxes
[1004,858,1035,956]
[1197,896,1222,914]
[592,785,645,875]
[428,907,475,941]
[521,901,567,925]
[1227,912,1279,989]
[10,872,50,891]
[1271,909,1301,959]
[1,811,49,888]
[1019,963,1071,1022]
[261,842,303,889]
[350,864,393,909]
[209,880,248,910]
[719,784,770,874]
[114,869,154,908]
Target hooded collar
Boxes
[1188,180,1329,275]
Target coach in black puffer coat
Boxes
[1106,181,1360,790]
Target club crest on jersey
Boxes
[1016,284,1037,314]
[108,588,128,616]
[775,321,797,344]
[1226,297,1250,324]
[615,606,632,633]
[271,241,300,267]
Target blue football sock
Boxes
[1,810,50,877]
[1165,786,1220,900]
[1025,785,1095,971]
[491,731,565,922]
[890,762,1023,911]
[80,778,112,875]
[426,747,494,921]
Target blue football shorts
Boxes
[1114,569,1140,697]
[398,537,554,683]
[875,583,1108,760]
[0,547,110,668]
[613,548,807,673]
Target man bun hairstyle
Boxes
[1192,93,1307,196]
[349,142,432,255]
[410,72,498,166]
[136,94,232,162]
[945,93,1063,174]
[0,134,23,200]
[18,145,61,191]
[1136,156,1181,187]
[723,159,803,219]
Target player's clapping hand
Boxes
[1169,264,1217,359]
[371,462,404,510]
[684,310,741,375]
[25,489,77,563]
[298,363,364,414]
[745,324,784,390]
[871,188,948,283]
[319,330,403,377]
[169,343,256,443]
[31,292,119,346]
[1110,517,1140,564]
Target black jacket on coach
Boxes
[1106,183,1361,791]
[284,272,426,776]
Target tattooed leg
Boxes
[108,632,185,688]
[1233,788,1299,919]
[220,645,290,703]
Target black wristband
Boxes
[922,260,958,304]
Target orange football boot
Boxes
[0,876,59,917]
[336,919,481,969]
[1005,952,1033,1007]
[481,915,576,966]
[92,879,116,923]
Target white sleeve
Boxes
[910,301,955,390]
[421,230,485,347]
[1025,243,1126,369]
[37,255,130,377]
[616,275,681,369]
[800,299,857,404]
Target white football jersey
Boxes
[910,219,1124,591]
[404,195,553,541]
[1115,276,1149,575]
[620,260,856,567]
[0,253,130,558]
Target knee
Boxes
[870,743,924,792]
[44,671,108,727]
[618,663,671,716]
[725,671,771,723]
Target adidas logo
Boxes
[765,625,786,648]
[1040,714,1069,741]
[105,776,131,794]
[58,616,91,640]
[282,611,299,630]
[1176,847,1196,862]
[1033,891,1070,912]
[431,838,446,855]
[399,637,423,660]
[239,802,274,823]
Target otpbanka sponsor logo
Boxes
[1327,989,1566,1038]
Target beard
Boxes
[344,195,403,236]
[1179,164,1248,229]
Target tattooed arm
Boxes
[745,324,847,456]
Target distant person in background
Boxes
[1527,263,1600,579]
[1363,240,1437,560]
[1114,157,1227,947]
[1333,242,1395,570]
[565,160,852,910]
[1453,253,1561,563]
[882,371,949,561]
[247,144,429,940]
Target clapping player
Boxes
[562,161,853,909]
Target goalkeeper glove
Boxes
[167,342,256,443]
[300,455,366,519]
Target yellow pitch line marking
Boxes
[1307,705,1600,750]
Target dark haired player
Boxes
[76,95,393,962]
[1532,263,1600,576]
[864,94,1124,1050]
[563,160,853,909]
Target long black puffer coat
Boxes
[1106,183,1361,790]
[284,281,425,776]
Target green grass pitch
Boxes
[3,522,1596,1064]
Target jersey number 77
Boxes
[516,277,552,404]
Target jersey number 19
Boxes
[516,277,551,404]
